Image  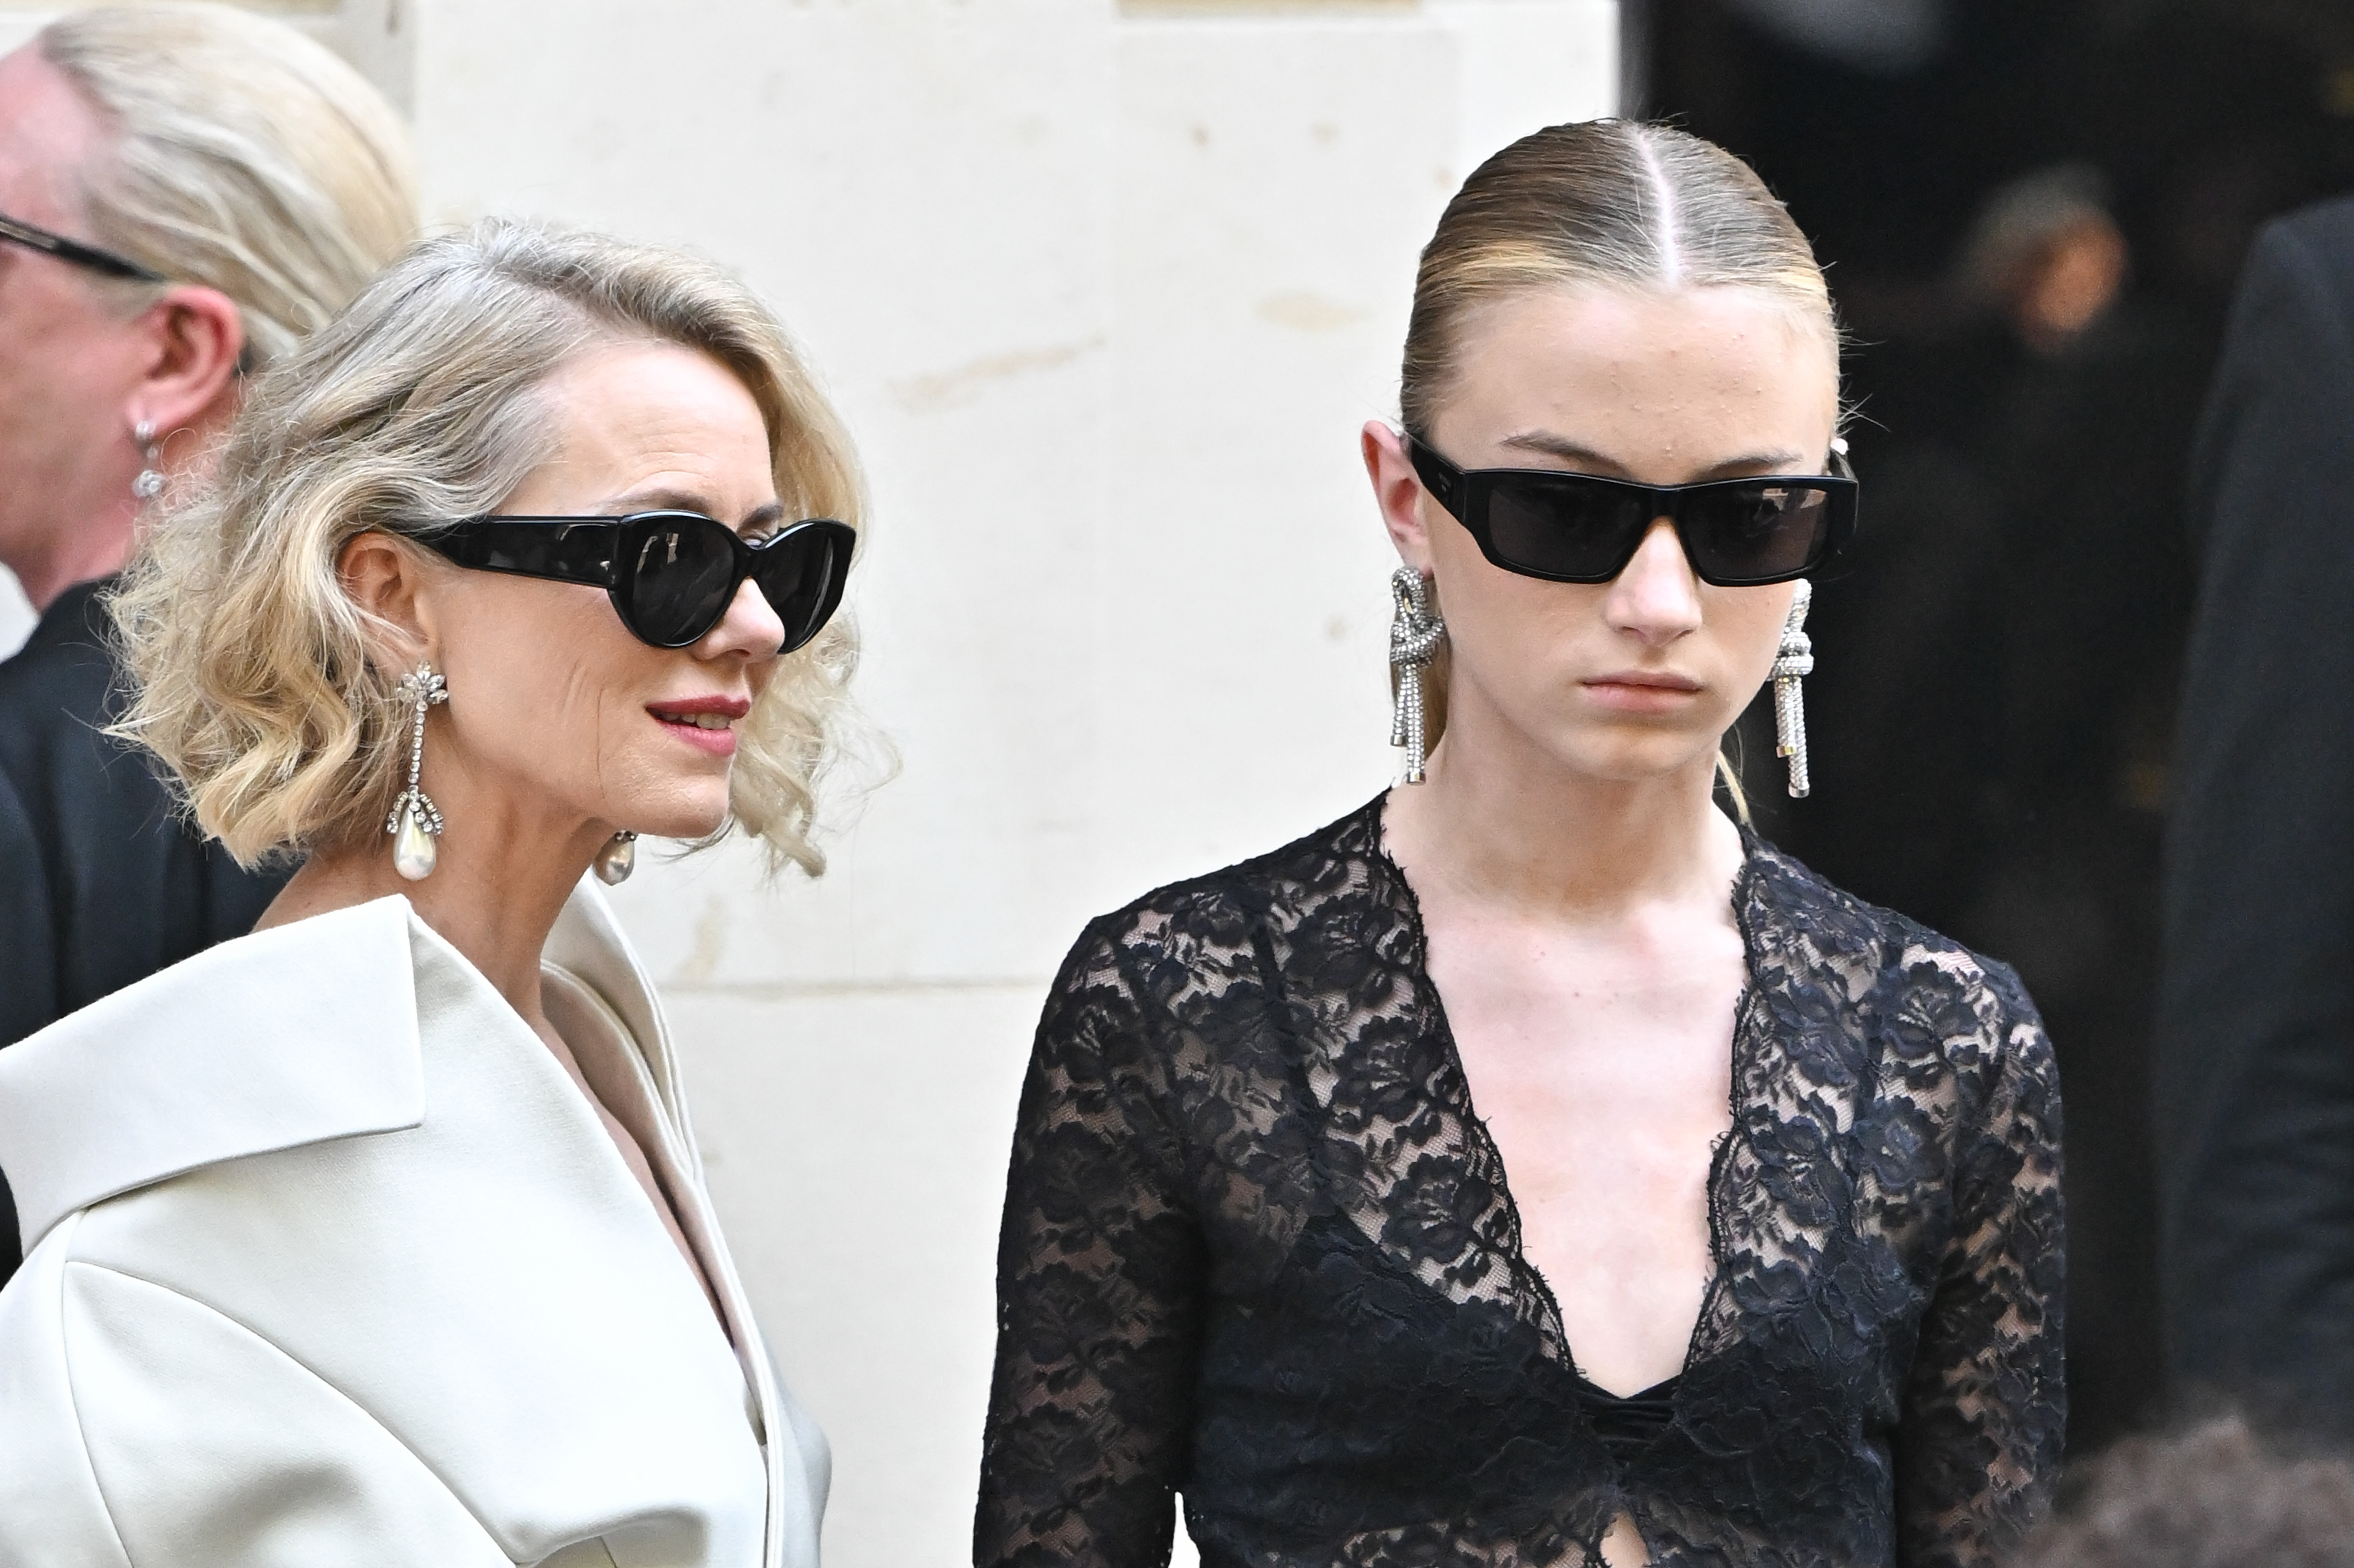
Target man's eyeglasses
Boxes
[0,209,166,284]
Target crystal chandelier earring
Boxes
[131,419,164,501]
[593,831,638,885]
[1772,580,1816,798]
[386,663,450,880]
[1389,567,1446,785]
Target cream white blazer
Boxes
[0,883,826,1568]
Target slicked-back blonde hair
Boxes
[38,2,419,369]
[111,219,867,877]
[1397,119,1839,801]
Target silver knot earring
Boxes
[1388,567,1446,785]
[131,420,164,501]
[593,832,638,885]
[387,664,450,880]
[1772,580,1816,798]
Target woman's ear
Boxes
[1362,420,1437,575]
[336,531,437,672]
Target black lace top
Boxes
[976,798,2065,1568]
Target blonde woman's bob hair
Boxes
[111,219,867,878]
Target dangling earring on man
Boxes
[1773,580,1815,798]
[131,419,164,501]
[1389,567,1446,785]
[387,663,449,880]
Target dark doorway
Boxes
[1639,0,2354,1453]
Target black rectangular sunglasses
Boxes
[1407,436,1857,587]
[421,511,855,652]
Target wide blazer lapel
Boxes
[0,896,426,1252]
[0,890,784,1568]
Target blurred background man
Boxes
[1629,0,2354,1449]
[0,2,418,1278]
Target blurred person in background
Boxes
[0,219,859,1565]
[1792,159,2200,1449]
[0,1,417,1282]
[978,120,2063,1568]
[2156,194,2354,1437]
[2010,1414,2354,1568]
[1960,166,2129,358]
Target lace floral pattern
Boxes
[976,798,2064,1568]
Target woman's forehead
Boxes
[516,343,774,514]
[1455,284,1836,383]
[1438,285,1838,469]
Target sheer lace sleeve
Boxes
[976,919,1206,1568]
[1893,958,2067,1568]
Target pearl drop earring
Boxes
[387,664,449,880]
[593,832,637,885]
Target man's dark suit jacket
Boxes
[2159,195,2354,1425]
[0,578,289,1281]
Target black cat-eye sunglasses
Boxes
[421,510,855,652]
[1407,436,1857,587]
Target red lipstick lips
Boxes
[647,695,750,757]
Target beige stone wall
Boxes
[2,4,1616,1560]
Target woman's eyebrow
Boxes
[1497,432,1815,478]
[1692,449,1811,477]
[599,488,787,529]
[601,485,718,515]
[1497,431,1631,472]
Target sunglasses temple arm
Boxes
[419,521,625,589]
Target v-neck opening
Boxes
[403,909,740,1354]
[1365,792,1762,1407]
[542,966,735,1343]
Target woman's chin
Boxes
[609,794,732,846]
[1472,696,1731,786]
[1543,728,1724,786]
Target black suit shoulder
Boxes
[0,581,158,832]
[2158,194,2354,1422]
[0,579,288,1049]
[2186,198,2354,546]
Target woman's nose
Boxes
[700,575,788,660]
[1604,517,1705,645]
